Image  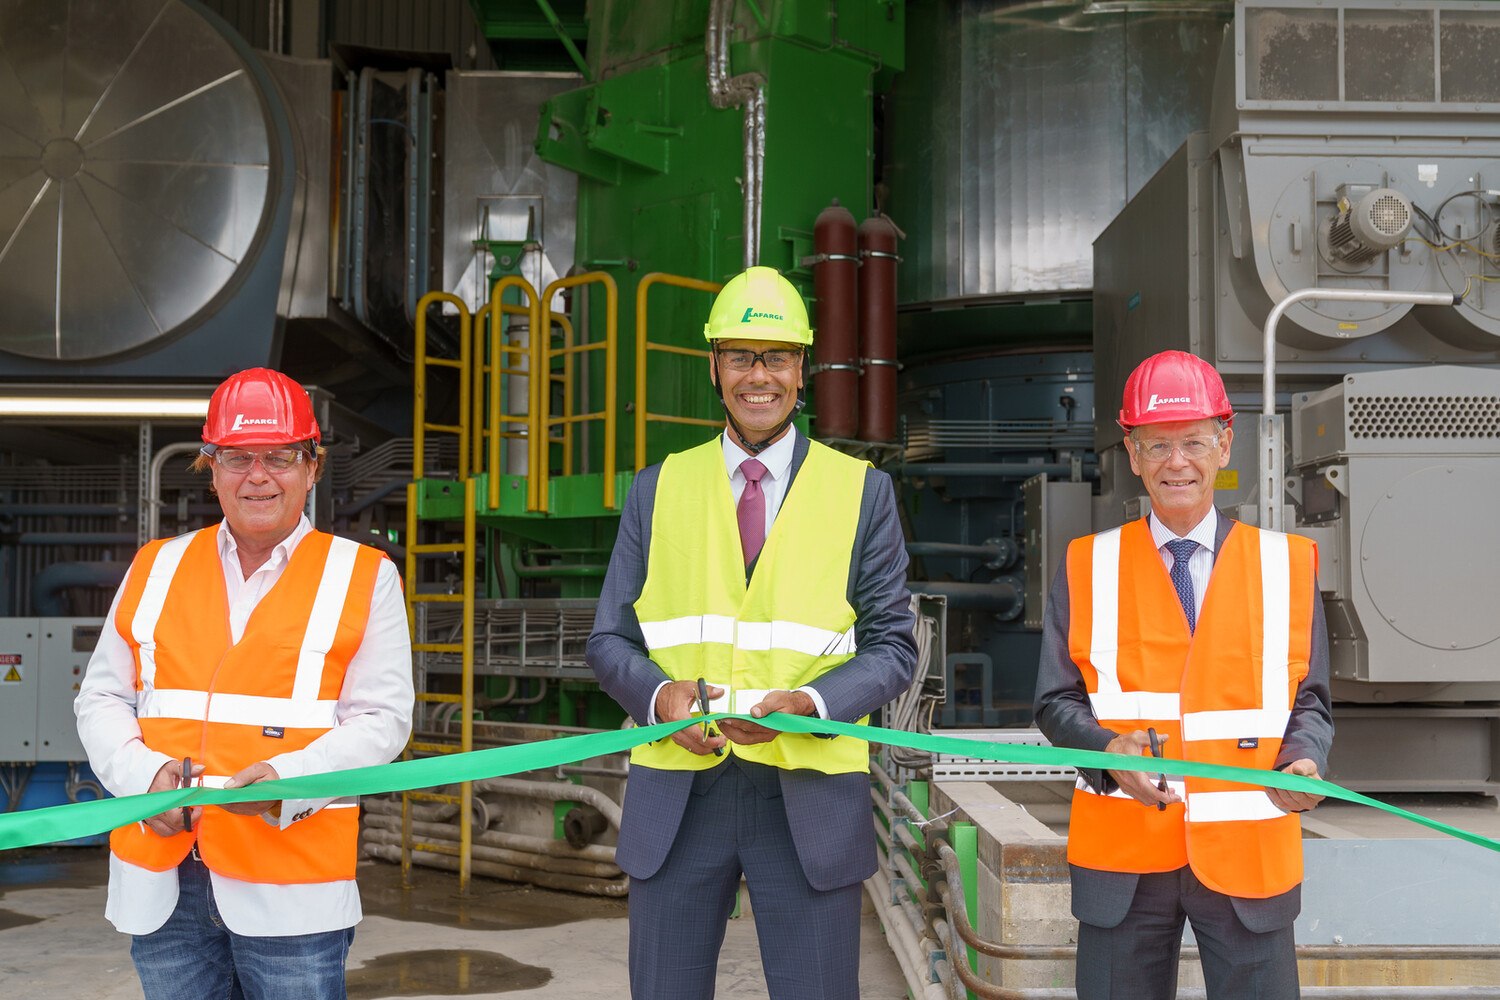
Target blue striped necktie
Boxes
[1165,538,1199,633]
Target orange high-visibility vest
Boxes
[1064,517,1317,899]
[109,526,384,884]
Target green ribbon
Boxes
[4,714,1498,854]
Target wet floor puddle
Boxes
[347,948,550,997]
[357,859,626,932]
[0,908,42,931]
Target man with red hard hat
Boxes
[1033,350,1332,999]
[76,368,413,999]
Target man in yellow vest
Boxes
[587,266,917,999]
[75,368,413,1000]
[1034,350,1333,999]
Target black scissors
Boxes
[696,677,723,757]
[1146,728,1168,811]
[180,755,195,832]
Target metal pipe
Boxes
[363,805,618,863]
[532,0,590,79]
[471,776,623,831]
[901,462,1097,479]
[333,531,403,560]
[867,865,946,1000]
[1258,288,1457,531]
[10,533,135,546]
[337,478,409,517]
[362,841,629,896]
[906,539,1018,568]
[361,826,619,878]
[1,504,133,517]
[889,785,926,826]
[909,579,1022,614]
[706,0,765,268]
[31,561,127,616]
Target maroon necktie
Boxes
[737,458,768,566]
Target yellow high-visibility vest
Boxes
[632,436,870,773]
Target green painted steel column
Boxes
[950,820,979,1000]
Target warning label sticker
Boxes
[1,664,21,684]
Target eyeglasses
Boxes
[715,347,803,373]
[1134,435,1220,462]
[212,447,308,473]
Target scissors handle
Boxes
[1145,728,1168,812]
[180,756,195,833]
[696,677,723,757]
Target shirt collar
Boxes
[1148,507,1219,554]
[217,514,313,571]
[722,427,797,482]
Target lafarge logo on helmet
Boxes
[741,307,784,323]
[1146,394,1192,411]
[230,413,280,431]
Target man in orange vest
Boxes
[75,368,413,1000]
[1033,350,1333,1000]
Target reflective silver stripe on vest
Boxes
[291,536,362,702]
[129,532,199,688]
[129,531,361,731]
[640,614,736,649]
[1088,527,1123,697]
[139,689,340,729]
[1084,528,1181,723]
[1180,530,1294,744]
[1185,790,1288,823]
[1074,775,1186,799]
[1088,690,1180,721]
[640,614,857,657]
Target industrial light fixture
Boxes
[0,394,211,419]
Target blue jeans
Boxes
[131,852,355,1000]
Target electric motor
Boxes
[1321,186,1413,269]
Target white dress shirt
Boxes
[1147,507,1219,613]
[723,427,796,538]
[646,430,829,723]
[75,516,413,936]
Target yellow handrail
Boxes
[413,292,471,481]
[482,276,540,510]
[634,273,722,471]
[538,272,619,511]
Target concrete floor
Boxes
[0,847,908,998]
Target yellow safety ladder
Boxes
[403,292,477,893]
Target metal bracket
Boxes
[1322,463,1350,497]
[927,949,947,984]
[799,252,860,267]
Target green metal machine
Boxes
[413,0,903,605]
[397,0,905,892]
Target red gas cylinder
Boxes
[857,213,899,442]
[812,199,860,439]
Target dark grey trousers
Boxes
[627,758,864,1000]
[1076,866,1300,1000]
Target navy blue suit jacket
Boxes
[1032,512,1334,932]
[586,430,918,891]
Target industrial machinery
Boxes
[1092,0,1500,792]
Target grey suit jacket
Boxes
[1032,512,1334,932]
[586,430,918,891]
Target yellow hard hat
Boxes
[702,266,814,346]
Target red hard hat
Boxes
[203,368,320,447]
[1117,350,1233,431]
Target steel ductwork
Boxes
[0,0,294,378]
